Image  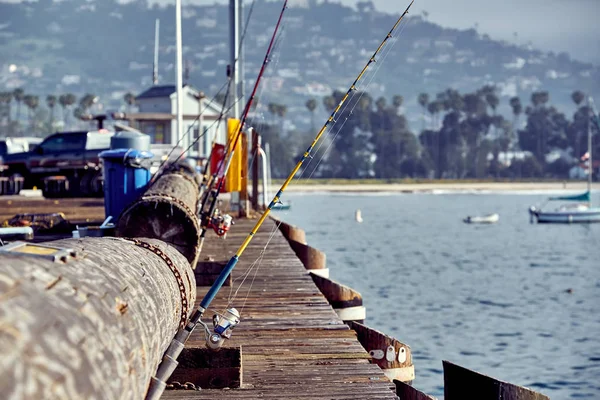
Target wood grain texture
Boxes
[272,216,307,245]
[288,239,327,271]
[117,163,201,267]
[162,218,397,399]
[0,237,196,400]
[349,321,414,382]
[443,360,549,400]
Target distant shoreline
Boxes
[275,181,600,193]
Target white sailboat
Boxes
[529,96,600,223]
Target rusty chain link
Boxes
[140,193,200,230]
[125,238,189,328]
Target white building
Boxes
[135,84,227,159]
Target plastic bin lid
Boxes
[99,148,154,159]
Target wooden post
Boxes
[310,272,366,323]
[117,162,202,267]
[443,360,549,400]
[271,216,307,244]
[287,239,328,278]
[251,128,259,210]
[348,321,415,384]
[239,131,249,217]
[0,237,196,400]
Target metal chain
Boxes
[126,238,190,328]
[140,193,200,230]
[165,381,201,391]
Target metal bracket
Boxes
[0,241,77,263]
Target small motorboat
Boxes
[463,213,499,224]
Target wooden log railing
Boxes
[349,321,415,384]
[0,237,196,400]
[310,272,366,323]
[117,162,202,268]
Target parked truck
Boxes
[0,130,113,197]
[0,129,190,198]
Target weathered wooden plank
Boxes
[161,218,397,399]
[0,237,196,400]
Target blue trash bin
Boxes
[99,148,153,220]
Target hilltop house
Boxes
[135,84,227,159]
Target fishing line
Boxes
[157,0,416,372]
[298,20,408,181]
[230,23,411,312]
[149,79,230,182]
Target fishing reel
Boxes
[207,209,234,237]
[206,308,241,350]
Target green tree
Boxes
[417,92,429,132]
[46,95,57,125]
[305,98,317,133]
[392,95,403,112]
[571,90,585,108]
[13,88,25,130]
[0,92,13,125]
[59,93,77,128]
[23,94,39,129]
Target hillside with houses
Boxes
[1,0,598,130]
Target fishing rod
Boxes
[144,2,414,398]
[197,0,289,245]
[148,80,229,184]
[151,0,257,186]
[195,0,258,199]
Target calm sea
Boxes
[273,191,600,399]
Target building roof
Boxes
[136,84,200,100]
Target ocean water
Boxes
[273,191,600,399]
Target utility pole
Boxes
[175,0,184,148]
[153,19,159,85]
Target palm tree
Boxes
[418,93,429,132]
[13,88,25,127]
[276,104,287,135]
[571,90,585,108]
[392,95,403,113]
[427,101,437,130]
[59,93,77,128]
[323,96,336,112]
[305,98,317,133]
[0,92,13,124]
[46,95,57,125]
[375,97,386,112]
[124,92,136,113]
[23,94,39,130]
[79,93,97,115]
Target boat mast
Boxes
[153,19,160,85]
[588,96,593,205]
[175,0,184,147]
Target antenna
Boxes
[153,19,160,85]
[184,59,191,85]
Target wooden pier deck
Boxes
[165,218,398,399]
[0,198,399,399]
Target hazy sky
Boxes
[3,0,599,63]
